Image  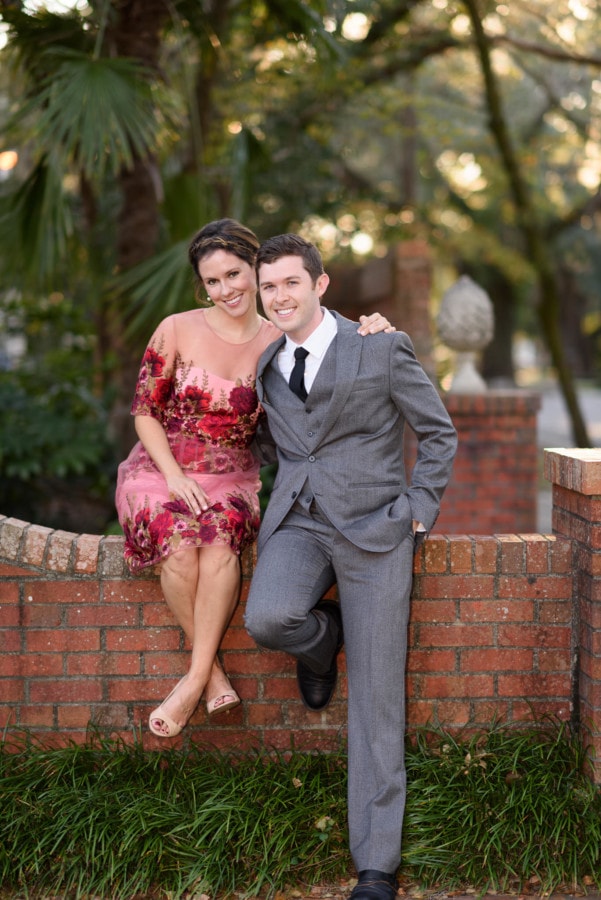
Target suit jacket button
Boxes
[308,455,316,462]
[291,491,297,498]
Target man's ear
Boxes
[317,272,330,298]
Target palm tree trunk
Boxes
[105,0,171,456]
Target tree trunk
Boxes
[463,0,591,447]
[104,0,171,457]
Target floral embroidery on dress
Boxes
[117,330,264,572]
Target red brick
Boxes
[15,654,63,677]
[0,562,36,577]
[0,604,20,625]
[448,536,473,573]
[46,530,77,572]
[142,654,187,678]
[14,705,55,728]
[21,525,53,567]
[67,653,141,676]
[0,518,28,559]
[422,536,448,573]
[470,700,510,724]
[220,626,256,650]
[580,597,601,629]
[0,583,20,603]
[511,699,570,721]
[66,604,139,627]
[419,623,493,647]
[421,674,494,698]
[0,630,22,651]
[473,537,499,573]
[434,700,472,726]
[407,648,457,673]
[498,535,524,572]
[0,656,22,676]
[143,602,178,627]
[104,580,162,604]
[580,651,601,680]
[246,704,285,726]
[497,673,571,698]
[228,676,257,702]
[498,575,572,600]
[24,581,100,604]
[537,649,571,672]
[539,600,572,624]
[461,648,533,672]
[460,599,534,623]
[410,599,456,623]
[73,535,100,574]
[523,535,551,573]
[226,649,293,676]
[26,628,100,652]
[105,628,179,652]
[262,675,302,700]
[406,699,435,726]
[30,680,103,703]
[498,624,570,649]
[418,575,494,599]
[57,706,94,728]
[22,604,62,627]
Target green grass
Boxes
[1,719,600,898]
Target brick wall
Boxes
[0,520,574,752]
[2,448,599,778]
[438,392,541,534]
[545,449,601,774]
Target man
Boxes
[245,234,457,900]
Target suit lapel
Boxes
[308,314,361,443]
[256,334,285,403]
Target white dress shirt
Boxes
[277,308,338,394]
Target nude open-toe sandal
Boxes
[148,707,183,738]
[206,690,241,717]
[148,677,189,738]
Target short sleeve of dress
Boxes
[130,316,178,420]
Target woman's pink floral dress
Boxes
[115,309,279,572]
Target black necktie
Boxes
[289,347,309,401]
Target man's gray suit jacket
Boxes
[255,310,457,552]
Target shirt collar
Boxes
[285,307,337,359]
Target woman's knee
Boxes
[161,548,199,582]
[197,545,239,579]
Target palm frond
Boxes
[113,240,196,339]
[12,49,158,180]
[0,154,73,287]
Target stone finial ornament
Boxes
[436,274,494,393]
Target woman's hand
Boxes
[165,473,210,515]
[357,312,396,335]
[135,415,210,516]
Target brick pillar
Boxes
[430,391,541,534]
[392,240,435,379]
[544,448,601,781]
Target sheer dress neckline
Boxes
[202,309,268,347]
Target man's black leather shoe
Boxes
[349,870,397,900]
[296,600,343,711]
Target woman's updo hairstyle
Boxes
[188,219,260,276]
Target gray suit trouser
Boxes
[245,503,414,874]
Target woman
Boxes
[115,219,392,738]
